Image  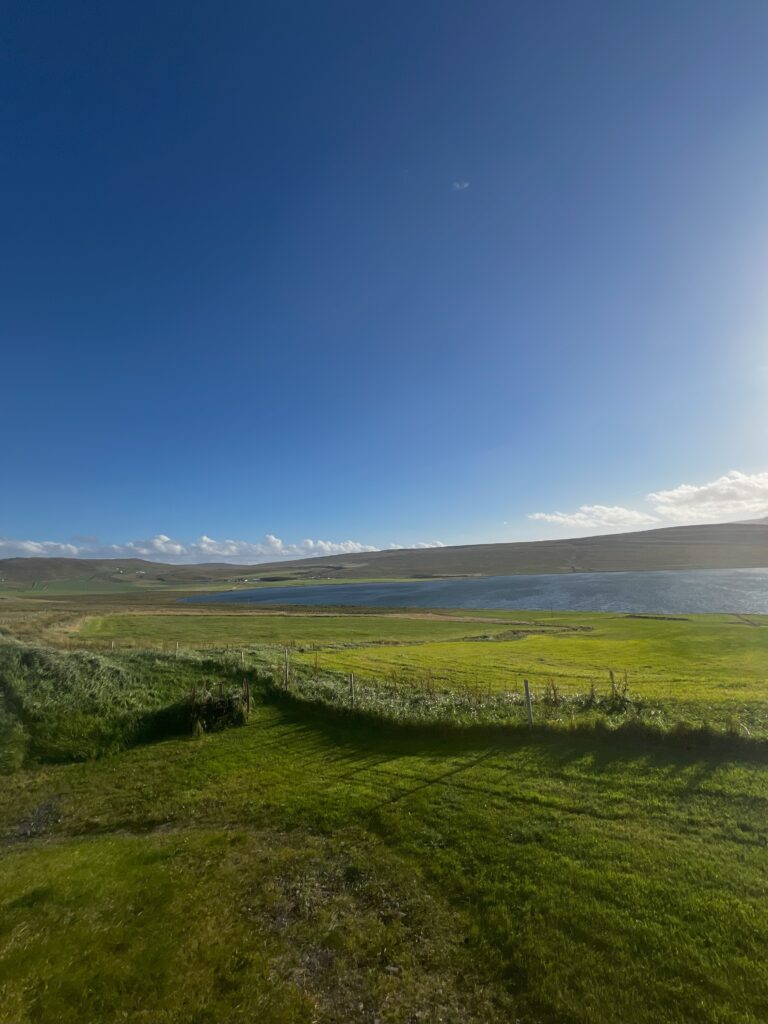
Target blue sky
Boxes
[3,1,768,562]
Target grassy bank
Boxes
[2,601,768,1022]
[73,610,768,705]
[2,689,768,1023]
[0,644,250,768]
[284,610,768,733]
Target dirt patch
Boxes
[4,800,61,845]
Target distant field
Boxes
[0,576,420,598]
[75,607,768,706]
[298,611,768,702]
[0,579,227,597]
[77,611,525,646]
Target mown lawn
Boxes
[1,697,768,1023]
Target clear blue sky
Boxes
[3,1,768,561]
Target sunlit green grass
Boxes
[0,644,250,767]
[4,609,768,1021]
[299,612,768,702]
[77,612,519,646]
[2,700,768,1023]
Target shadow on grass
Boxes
[260,683,768,770]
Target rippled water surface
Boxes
[186,568,768,614]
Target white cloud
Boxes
[451,179,469,191]
[0,539,81,557]
[0,533,451,564]
[0,533,381,565]
[648,470,768,523]
[529,505,658,530]
[114,534,188,558]
[298,538,377,555]
[388,540,445,550]
[529,469,768,532]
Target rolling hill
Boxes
[1,520,767,587]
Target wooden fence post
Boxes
[283,647,289,689]
[349,672,355,710]
[524,679,534,727]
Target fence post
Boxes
[283,647,289,689]
[524,679,534,727]
[349,672,355,710]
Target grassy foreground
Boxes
[2,682,768,1023]
[1,600,768,1022]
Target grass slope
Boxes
[3,604,768,1021]
[0,645,246,767]
[2,696,768,1023]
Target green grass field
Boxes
[73,608,768,733]
[2,598,768,1022]
[77,610,768,702]
[2,690,768,1023]
[77,611,524,646]
[294,610,768,698]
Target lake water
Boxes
[185,568,768,615]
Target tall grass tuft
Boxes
[0,642,250,766]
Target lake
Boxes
[185,567,768,615]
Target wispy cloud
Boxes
[388,540,446,550]
[529,505,657,530]
[0,534,446,565]
[0,533,379,565]
[529,469,768,532]
[0,539,82,557]
[451,179,470,191]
